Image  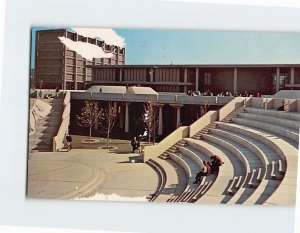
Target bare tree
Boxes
[143,101,158,145]
[77,101,103,142]
[200,101,209,117]
[100,102,117,148]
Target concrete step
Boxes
[216,122,297,205]
[233,117,299,144]
[239,112,300,131]
[184,138,242,204]
[245,107,300,121]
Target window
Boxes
[204,73,211,85]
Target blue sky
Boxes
[31,27,300,68]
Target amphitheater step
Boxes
[233,117,299,144]
[238,112,300,131]
[216,122,297,205]
[184,138,243,204]
[245,107,300,121]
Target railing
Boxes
[72,91,233,106]
[143,126,189,162]
[53,91,71,151]
[189,111,219,137]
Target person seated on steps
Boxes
[210,155,224,174]
[277,101,284,111]
[193,161,208,184]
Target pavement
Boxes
[27,136,158,201]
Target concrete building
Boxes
[34,29,125,90]
[89,64,300,94]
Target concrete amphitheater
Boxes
[28,91,299,205]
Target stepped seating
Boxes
[29,98,63,152]
[184,138,239,204]
[216,120,297,205]
[147,157,182,202]
[233,113,299,144]
[146,98,298,205]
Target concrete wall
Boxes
[143,126,189,162]
[189,110,218,137]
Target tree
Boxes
[199,101,209,118]
[100,102,117,148]
[143,101,158,145]
[77,101,103,142]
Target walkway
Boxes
[27,136,158,201]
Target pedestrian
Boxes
[55,86,59,98]
[66,134,72,151]
[131,137,138,153]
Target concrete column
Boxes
[170,104,183,128]
[276,67,280,93]
[119,68,123,81]
[125,102,130,132]
[291,67,295,85]
[150,68,154,82]
[119,105,124,129]
[176,108,181,128]
[157,104,164,135]
[184,68,188,93]
[195,68,199,92]
[233,68,238,94]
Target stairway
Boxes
[29,98,63,152]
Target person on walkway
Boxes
[66,134,72,151]
[55,87,59,98]
[131,137,138,153]
[193,161,208,184]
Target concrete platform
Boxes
[27,138,158,201]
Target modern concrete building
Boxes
[34,29,125,90]
[89,64,300,94]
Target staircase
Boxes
[29,98,63,152]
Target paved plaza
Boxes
[27,136,158,201]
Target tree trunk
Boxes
[107,129,110,148]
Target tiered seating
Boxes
[218,110,298,205]
[147,157,183,202]
[234,108,299,144]
[146,97,299,205]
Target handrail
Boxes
[53,91,71,151]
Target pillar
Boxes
[291,67,295,85]
[125,102,130,133]
[170,104,183,128]
[119,105,124,129]
[195,68,199,92]
[150,68,154,82]
[276,67,280,93]
[233,68,238,94]
[119,68,123,81]
[153,104,164,136]
[184,68,188,93]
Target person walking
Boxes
[66,134,72,151]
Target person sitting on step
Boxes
[193,161,208,184]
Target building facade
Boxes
[34,29,125,90]
[89,64,300,94]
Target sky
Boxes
[30,27,300,69]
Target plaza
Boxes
[27,28,300,205]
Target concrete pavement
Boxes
[27,136,158,201]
